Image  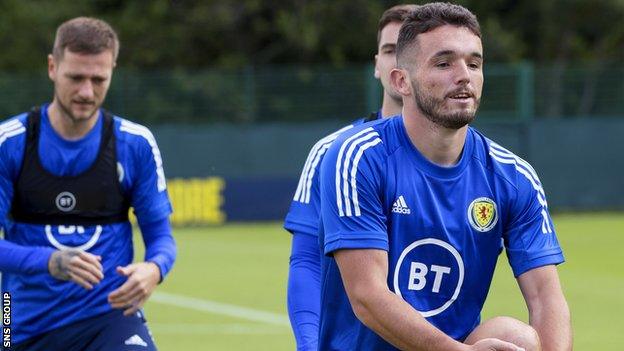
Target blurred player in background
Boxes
[318,2,571,350]
[0,17,176,351]
[283,4,417,350]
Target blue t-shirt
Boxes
[318,116,564,350]
[0,106,172,344]
[284,111,382,237]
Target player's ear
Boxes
[373,54,380,79]
[47,54,57,81]
[390,68,410,96]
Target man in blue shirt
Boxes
[284,5,417,350]
[0,17,176,351]
[319,3,571,351]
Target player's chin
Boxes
[71,107,98,121]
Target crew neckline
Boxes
[41,104,102,147]
[395,116,473,179]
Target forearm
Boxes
[352,287,466,351]
[529,296,572,351]
[0,239,55,274]
[287,232,321,351]
[519,265,572,351]
[138,216,177,281]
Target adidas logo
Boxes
[124,334,148,347]
[392,195,411,214]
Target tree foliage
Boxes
[1,0,624,71]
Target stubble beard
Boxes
[413,82,480,130]
[55,91,99,125]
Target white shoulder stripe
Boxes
[334,127,375,216]
[119,120,167,192]
[488,142,552,233]
[342,131,380,216]
[293,124,353,204]
[0,120,25,147]
[489,153,546,205]
[0,119,23,132]
[349,138,382,216]
[488,148,545,200]
[489,144,541,189]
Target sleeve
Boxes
[128,128,173,222]
[0,121,54,274]
[319,128,387,255]
[287,232,321,351]
[138,216,176,282]
[0,240,54,274]
[503,163,564,277]
[284,143,327,237]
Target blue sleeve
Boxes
[319,127,387,255]
[0,239,54,274]
[287,232,321,351]
[124,123,172,222]
[504,162,564,277]
[138,216,176,282]
[0,117,53,275]
[284,147,324,237]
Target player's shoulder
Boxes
[329,116,397,159]
[113,115,159,149]
[470,127,542,191]
[311,123,357,152]
[0,112,29,150]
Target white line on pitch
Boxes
[150,291,290,326]
[149,323,289,335]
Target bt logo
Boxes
[55,192,76,212]
[45,225,102,251]
[393,238,464,317]
[407,262,451,293]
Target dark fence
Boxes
[155,118,624,224]
[3,63,624,123]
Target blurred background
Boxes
[1,0,623,350]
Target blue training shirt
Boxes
[318,116,564,350]
[0,105,173,344]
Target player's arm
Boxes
[0,239,53,274]
[0,134,54,276]
[287,231,321,351]
[517,265,572,351]
[335,248,522,351]
[285,136,331,351]
[501,154,570,350]
[0,239,103,290]
[109,123,176,315]
[109,216,175,315]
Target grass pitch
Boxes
[138,213,624,350]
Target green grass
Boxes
[135,213,624,350]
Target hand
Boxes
[107,262,161,316]
[469,338,525,351]
[48,250,103,290]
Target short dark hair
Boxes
[396,2,481,65]
[53,17,119,61]
[377,4,419,47]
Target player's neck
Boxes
[380,93,403,118]
[47,101,99,141]
[402,108,468,167]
